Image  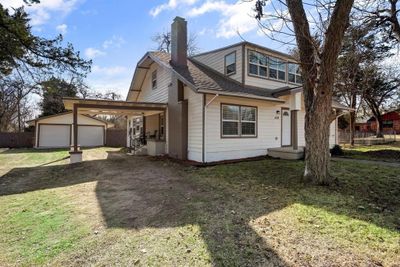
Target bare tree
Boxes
[255,0,354,185]
[334,20,392,145]
[361,66,400,137]
[152,31,200,56]
[357,0,400,43]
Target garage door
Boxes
[78,126,104,147]
[39,125,70,147]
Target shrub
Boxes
[330,144,344,156]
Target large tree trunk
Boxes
[286,0,353,185]
[303,89,333,185]
[375,116,384,138]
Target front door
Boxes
[281,108,291,146]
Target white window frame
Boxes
[248,50,268,78]
[151,70,157,89]
[224,52,236,76]
[269,56,286,82]
[221,104,257,138]
[288,63,302,84]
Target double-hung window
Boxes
[222,104,257,137]
[249,51,268,77]
[151,70,157,89]
[225,52,236,75]
[288,63,302,84]
[269,56,286,81]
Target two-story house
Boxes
[124,16,347,163]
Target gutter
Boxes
[197,89,285,103]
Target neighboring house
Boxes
[366,110,400,134]
[27,112,112,148]
[63,16,349,164]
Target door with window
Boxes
[281,108,291,146]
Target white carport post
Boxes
[69,103,82,163]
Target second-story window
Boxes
[288,63,302,84]
[225,52,236,75]
[152,70,157,89]
[249,51,268,77]
[269,57,286,81]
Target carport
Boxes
[63,97,167,163]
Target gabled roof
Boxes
[127,50,353,110]
[26,111,111,126]
[128,51,286,103]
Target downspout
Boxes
[203,94,219,163]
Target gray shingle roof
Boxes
[149,51,280,99]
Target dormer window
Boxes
[288,63,302,84]
[249,51,267,77]
[151,70,157,89]
[269,57,286,81]
[224,52,236,75]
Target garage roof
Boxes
[26,111,112,127]
[63,97,167,116]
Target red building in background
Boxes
[365,110,400,134]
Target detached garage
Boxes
[27,112,111,148]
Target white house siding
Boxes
[193,45,243,83]
[185,87,203,162]
[136,63,170,103]
[204,94,284,162]
[297,110,306,147]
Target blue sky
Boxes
[1,0,291,98]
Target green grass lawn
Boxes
[341,142,400,162]
[0,148,399,266]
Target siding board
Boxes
[185,86,203,162]
[193,46,243,83]
[136,63,170,103]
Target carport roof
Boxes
[63,97,167,116]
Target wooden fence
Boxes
[106,128,127,147]
[0,132,34,148]
[339,130,397,145]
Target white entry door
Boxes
[281,109,291,146]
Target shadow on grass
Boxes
[0,151,399,265]
[344,149,400,162]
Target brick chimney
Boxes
[171,16,187,67]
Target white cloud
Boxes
[91,65,128,76]
[56,23,68,34]
[150,0,198,17]
[1,0,81,26]
[87,66,131,96]
[84,48,106,59]
[102,35,126,49]
[187,0,259,38]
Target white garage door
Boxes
[78,126,104,147]
[39,125,70,148]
